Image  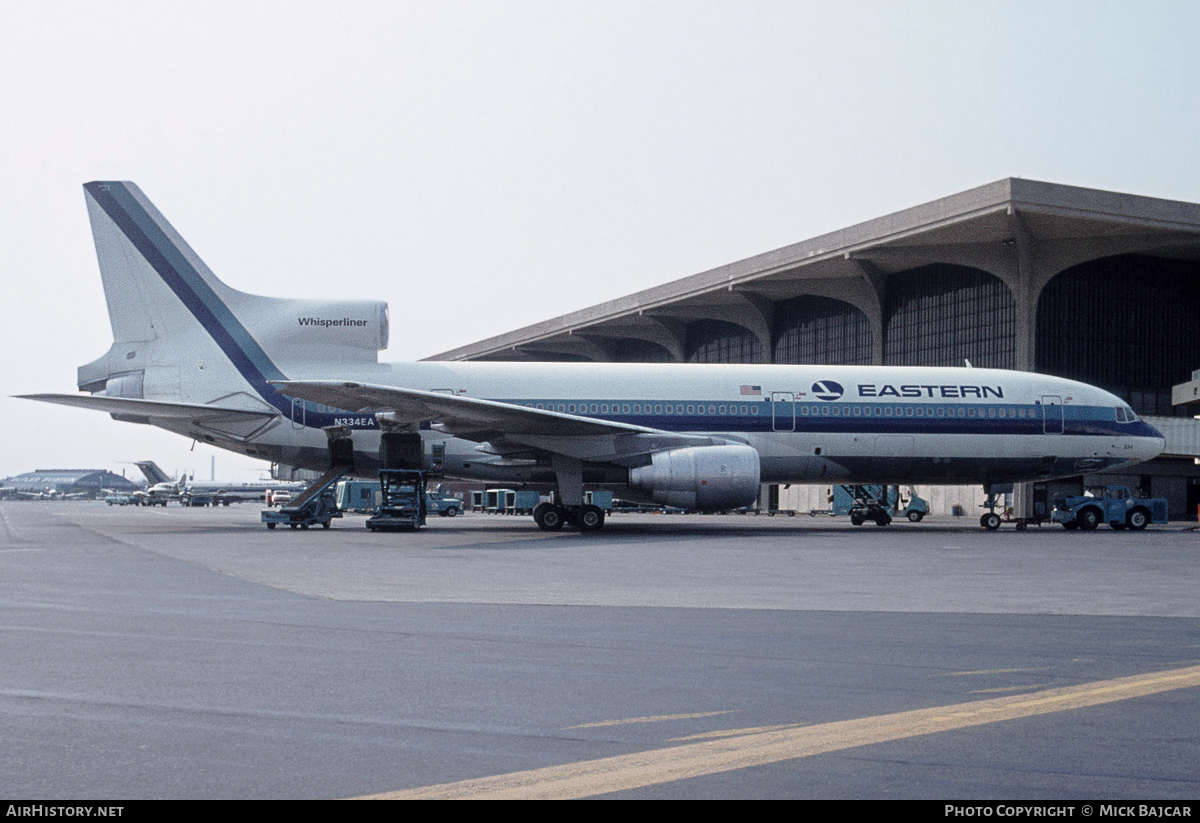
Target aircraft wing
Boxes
[271,380,732,463]
[271,380,658,438]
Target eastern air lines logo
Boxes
[812,380,844,401]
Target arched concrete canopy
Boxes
[881,263,1016,369]
[1035,253,1200,416]
[427,179,1200,373]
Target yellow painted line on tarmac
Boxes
[356,663,1200,800]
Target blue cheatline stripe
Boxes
[499,399,1157,439]
[84,182,291,415]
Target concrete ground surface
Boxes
[1,502,1198,799]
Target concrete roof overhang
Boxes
[425,178,1200,363]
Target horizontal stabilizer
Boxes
[17,393,279,424]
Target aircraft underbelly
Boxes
[753,432,1151,485]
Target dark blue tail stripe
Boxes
[85,182,290,415]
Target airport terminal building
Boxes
[3,469,138,498]
[428,179,1200,518]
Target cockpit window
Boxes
[1115,405,1140,423]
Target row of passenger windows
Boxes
[526,401,1044,420]
[530,402,762,416]
[795,404,1038,419]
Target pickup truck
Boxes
[426,485,463,517]
[1051,486,1168,531]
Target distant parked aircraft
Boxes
[130,461,304,506]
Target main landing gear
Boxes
[534,453,607,533]
[533,501,606,532]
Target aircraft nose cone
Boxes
[1138,420,1167,461]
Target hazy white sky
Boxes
[2,0,1198,482]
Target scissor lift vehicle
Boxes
[365,469,428,531]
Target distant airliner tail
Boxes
[131,460,172,485]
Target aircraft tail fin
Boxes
[75,182,389,407]
[82,182,236,351]
[131,461,172,485]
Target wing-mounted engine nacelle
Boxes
[628,444,761,511]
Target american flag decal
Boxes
[739,385,762,396]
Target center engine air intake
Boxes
[628,444,761,511]
[251,298,389,364]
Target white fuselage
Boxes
[153,360,1164,490]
